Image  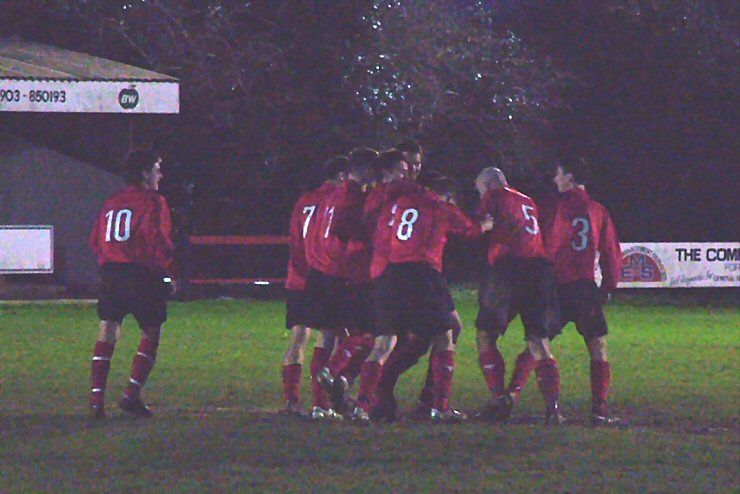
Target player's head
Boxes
[475,167,507,197]
[123,149,163,190]
[422,174,462,206]
[395,139,423,180]
[324,155,349,181]
[374,149,410,183]
[554,155,589,192]
[346,147,379,185]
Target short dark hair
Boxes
[395,139,422,156]
[347,147,379,177]
[422,173,461,202]
[324,155,349,180]
[122,149,160,185]
[559,155,590,185]
[374,149,407,175]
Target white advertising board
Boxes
[0,226,54,274]
[0,80,179,113]
[618,242,740,288]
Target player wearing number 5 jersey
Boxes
[540,158,622,425]
[474,167,563,424]
[87,150,175,419]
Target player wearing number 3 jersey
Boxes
[87,150,175,419]
[540,158,622,425]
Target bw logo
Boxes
[118,88,139,109]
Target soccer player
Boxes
[541,157,622,425]
[372,173,469,422]
[87,150,175,418]
[350,171,493,425]
[303,149,377,419]
[280,156,348,415]
[474,167,563,424]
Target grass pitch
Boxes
[1,293,738,493]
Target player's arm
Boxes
[154,196,176,272]
[87,211,102,257]
[447,202,490,238]
[597,207,622,297]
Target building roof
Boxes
[0,39,177,82]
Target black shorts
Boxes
[346,282,375,334]
[304,269,350,331]
[97,263,169,327]
[556,280,608,340]
[374,263,455,338]
[475,258,560,340]
[285,289,309,329]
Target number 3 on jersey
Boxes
[104,209,132,242]
[396,208,419,241]
[571,217,590,251]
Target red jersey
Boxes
[364,180,425,278]
[376,187,481,274]
[88,185,174,273]
[304,181,369,281]
[285,188,322,291]
[478,186,547,265]
[540,188,621,292]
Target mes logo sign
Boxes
[118,88,140,109]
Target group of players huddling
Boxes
[87,143,621,427]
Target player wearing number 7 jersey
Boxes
[540,157,622,426]
[474,167,563,424]
[87,150,175,419]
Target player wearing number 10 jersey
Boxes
[540,157,621,425]
[87,150,175,419]
[474,167,563,424]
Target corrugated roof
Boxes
[0,39,178,82]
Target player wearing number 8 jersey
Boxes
[87,150,175,419]
[540,157,621,425]
[474,167,563,424]
[350,173,492,425]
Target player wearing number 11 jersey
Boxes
[87,150,175,419]
[540,157,621,425]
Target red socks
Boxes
[356,361,383,412]
[507,350,537,400]
[310,346,331,408]
[535,358,561,405]
[431,350,455,412]
[90,341,115,407]
[479,347,506,398]
[590,360,611,416]
[329,335,373,381]
[282,363,302,403]
[124,337,159,400]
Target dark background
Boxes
[2,1,737,250]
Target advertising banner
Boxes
[619,242,740,288]
[0,80,179,113]
[0,226,54,274]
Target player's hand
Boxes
[480,215,495,233]
[163,276,177,296]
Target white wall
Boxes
[0,139,124,287]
